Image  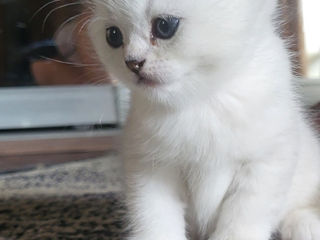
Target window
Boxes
[0,0,118,131]
[301,0,320,79]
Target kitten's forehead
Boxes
[97,0,186,22]
[107,0,148,17]
[95,0,277,22]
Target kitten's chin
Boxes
[133,79,185,106]
[137,77,162,88]
[135,74,167,88]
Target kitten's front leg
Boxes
[210,150,295,240]
[126,162,187,240]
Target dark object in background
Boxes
[1,0,33,86]
[310,103,320,132]
[6,38,59,87]
[0,0,82,87]
[22,39,58,62]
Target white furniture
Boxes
[0,85,118,130]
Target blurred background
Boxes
[0,0,121,172]
[301,0,320,79]
[0,0,318,172]
[0,0,109,87]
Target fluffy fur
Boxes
[88,0,320,239]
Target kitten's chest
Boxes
[125,108,239,164]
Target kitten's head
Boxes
[88,0,277,106]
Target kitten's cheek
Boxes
[124,75,137,87]
[111,69,134,87]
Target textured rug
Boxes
[0,154,127,240]
[0,154,282,240]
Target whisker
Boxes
[54,12,92,47]
[53,11,91,39]
[90,79,111,86]
[38,56,100,67]
[80,16,107,34]
[88,0,109,10]
[78,16,93,34]
[42,2,83,32]
[30,0,65,22]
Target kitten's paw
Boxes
[281,209,320,240]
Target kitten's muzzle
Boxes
[125,59,146,75]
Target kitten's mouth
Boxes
[137,76,162,87]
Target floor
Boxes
[0,131,119,173]
[0,154,126,240]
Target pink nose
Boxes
[125,59,146,74]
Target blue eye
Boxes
[106,26,123,48]
[152,16,180,40]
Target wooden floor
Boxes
[0,131,119,173]
[0,151,111,173]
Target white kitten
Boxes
[88,0,320,239]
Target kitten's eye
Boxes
[106,26,123,48]
[152,16,180,40]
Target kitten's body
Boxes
[89,0,320,239]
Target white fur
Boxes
[88,0,320,239]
